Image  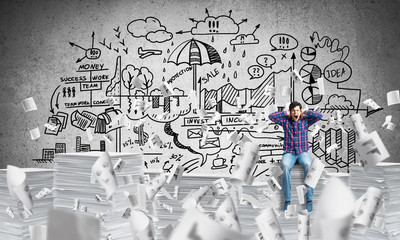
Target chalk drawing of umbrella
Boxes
[168,38,221,109]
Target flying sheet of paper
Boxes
[166,163,184,184]
[296,185,309,205]
[188,90,199,110]
[353,187,383,234]
[236,97,242,109]
[335,110,342,122]
[240,193,266,209]
[227,131,240,144]
[231,142,260,185]
[298,210,310,240]
[197,108,207,119]
[210,178,229,196]
[256,207,285,240]
[137,183,147,210]
[326,143,338,154]
[387,90,400,106]
[292,69,303,83]
[47,208,100,240]
[160,81,175,97]
[304,158,325,188]
[216,196,241,232]
[382,115,395,130]
[169,208,250,240]
[145,172,166,200]
[91,152,118,200]
[350,114,369,140]
[265,86,276,97]
[207,98,217,108]
[29,225,47,240]
[21,97,37,112]
[6,206,15,219]
[313,177,355,240]
[35,187,52,199]
[310,124,320,137]
[149,133,163,149]
[182,185,209,209]
[285,204,297,219]
[30,127,40,140]
[282,86,291,97]
[362,98,381,110]
[86,128,94,141]
[210,111,221,123]
[354,131,390,172]
[7,165,33,210]
[103,134,113,144]
[317,77,325,96]
[267,176,282,192]
[113,158,125,172]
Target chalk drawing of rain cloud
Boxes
[176,9,246,35]
[127,17,173,43]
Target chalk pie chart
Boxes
[300,47,317,62]
[299,64,322,84]
[302,86,322,105]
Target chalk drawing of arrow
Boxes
[50,85,61,114]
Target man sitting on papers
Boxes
[269,101,322,212]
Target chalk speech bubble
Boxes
[248,65,264,79]
[270,34,298,51]
[86,48,101,60]
[256,54,276,68]
[323,61,352,84]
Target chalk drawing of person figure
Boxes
[63,87,67,97]
[67,87,71,98]
[72,87,76,98]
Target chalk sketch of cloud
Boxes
[127,17,173,43]
[324,94,355,117]
[191,16,239,35]
[230,34,259,45]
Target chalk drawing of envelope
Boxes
[200,137,220,149]
[187,128,203,139]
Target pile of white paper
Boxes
[349,163,400,239]
[53,152,144,240]
[0,168,54,240]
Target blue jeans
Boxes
[281,151,313,202]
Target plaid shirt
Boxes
[268,110,323,154]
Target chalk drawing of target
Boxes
[299,64,323,105]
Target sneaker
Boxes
[284,201,291,211]
[306,200,313,212]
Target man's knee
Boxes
[281,161,291,173]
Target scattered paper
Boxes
[256,207,285,240]
[304,158,325,188]
[216,196,241,232]
[317,77,325,96]
[326,143,338,153]
[335,110,342,122]
[313,177,354,240]
[160,81,175,97]
[382,115,395,130]
[129,209,155,240]
[7,165,33,211]
[21,97,37,112]
[362,98,381,110]
[231,142,260,185]
[282,86,291,97]
[354,131,390,172]
[145,172,166,200]
[103,134,113,144]
[6,206,15,219]
[267,176,282,192]
[30,127,40,140]
[91,152,118,200]
[310,124,320,137]
[236,97,242,109]
[35,187,52,199]
[86,128,94,141]
[210,178,229,196]
[166,163,184,184]
[285,204,297,219]
[47,208,100,240]
[188,90,199,110]
[182,185,209,209]
[227,131,240,144]
[206,98,217,108]
[353,187,383,234]
[149,133,163,149]
[350,114,369,140]
[296,185,309,205]
[169,208,250,240]
[298,210,310,240]
[292,69,303,82]
[161,224,174,239]
[265,86,276,97]
[387,90,400,106]
[113,158,125,172]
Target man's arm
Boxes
[268,111,288,126]
[303,110,323,125]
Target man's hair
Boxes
[289,101,302,111]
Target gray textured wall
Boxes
[0,0,399,175]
